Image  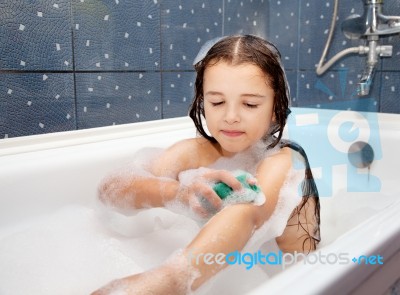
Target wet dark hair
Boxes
[189,34,290,149]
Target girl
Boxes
[92,35,320,295]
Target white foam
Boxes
[0,205,200,295]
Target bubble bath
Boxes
[1,109,400,294]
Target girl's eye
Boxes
[211,101,224,106]
[245,103,258,109]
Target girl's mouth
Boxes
[221,130,245,137]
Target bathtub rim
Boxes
[1,107,399,157]
[0,116,194,157]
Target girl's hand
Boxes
[177,169,243,217]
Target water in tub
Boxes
[0,143,304,295]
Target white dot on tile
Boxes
[139,73,144,79]
[147,90,151,94]
[27,101,32,106]
[66,113,71,119]
[137,22,141,27]
[148,15,152,19]
[83,106,87,112]
[86,40,90,46]
[7,89,12,95]
[125,62,129,67]
[154,106,158,111]
[391,86,396,92]
[128,95,132,100]
[37,12,43,17]
[75,24,79,30]
[104,15,109,21]
[88,87,94,92]
[105,53,109,59]
[43,74,48,81]
[53,4,59,9]
[97,75,102,80]
[124,32,129,38]
[19,24,25,31]
[106,103,111,108]
[64,61,69,66]
[55,94,60,99]
[170,84,175,88]
[167,100,170,105]
[149,48,153,54]
[39,122,45,128]
[56,43,61,51]
[115,85,119,90]
[20,60,26,66]
[115,0,119,4]
[136,113,140,118]
[96,62,101,67]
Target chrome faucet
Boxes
[357,38,392,96]
[341,0,400,96]
[342,0,400,39]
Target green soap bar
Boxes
[213,174,260,200]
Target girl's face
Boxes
[203,61,275,157]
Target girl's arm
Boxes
[185,147,293,290]
[98,138,241,215]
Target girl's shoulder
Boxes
[257,146,293,175]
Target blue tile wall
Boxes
[75,72,161,129]
[1,0,399,139]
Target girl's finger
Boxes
[202,170,242,191]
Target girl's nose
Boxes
[224,105,240,124]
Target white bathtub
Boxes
[1,108,399,295]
